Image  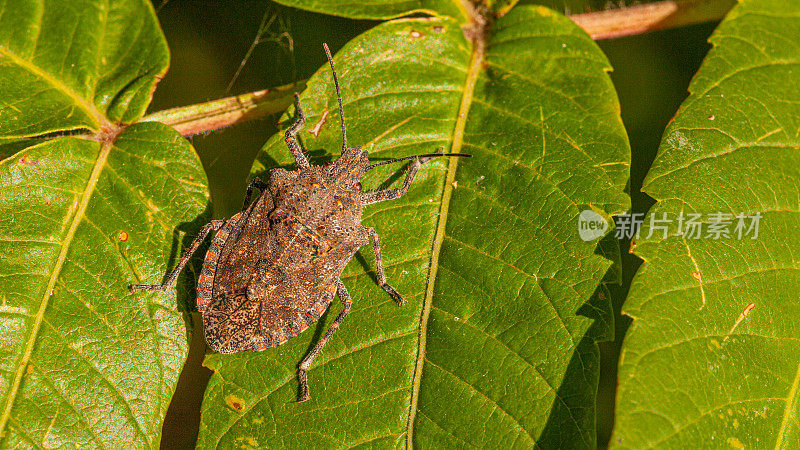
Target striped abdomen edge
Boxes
[251,283,338,352]
[196,212,243,312]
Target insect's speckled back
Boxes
[213,194,276,300]
[201,148,372,353]
[131,43,459,402]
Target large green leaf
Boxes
[613,0,800,447]
[272,0,468,21]
[0,0,208,446]
[0,0,169,136]
[198,5,629,448]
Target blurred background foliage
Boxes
[148,0,715,447]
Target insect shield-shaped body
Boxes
[131,44,469,402]
[197,155,367,354]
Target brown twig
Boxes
[141,82,304,136]
[143,1,733,137]
[569,0,735,40]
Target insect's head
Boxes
[320,43,470,191]
[319,43,369,191]
[325,145,368,191]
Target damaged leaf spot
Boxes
[309,110,329,138]
[19,156,39,166]
[723,302,755,342]
[225,394,244,412]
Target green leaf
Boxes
[272,0,469,21]
[0,0,168,137]
[612,0,800,447]
[0,0,208,447]
[0,124,207,447]
[198,6,629,448]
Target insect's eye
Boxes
[354,182,362,191]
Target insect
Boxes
[131,44,469,402]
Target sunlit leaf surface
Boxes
[613,0,800,447]
[198,6,629,448]
[0,0,208,446]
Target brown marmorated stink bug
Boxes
[131,44,469,402]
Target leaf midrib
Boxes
[776,359,800,448]
[404,24,486,449]
[0,43,111,135]
[0,139,112,441]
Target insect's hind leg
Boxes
[130,219,225,292]
[297,279,352,402]
[284,93,310,169]
[364,227,404,305]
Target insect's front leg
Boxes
[297,278,352,402]
[130,219,225,292]
[364,227,404,305]
[284,93,310,169]
[361,155,431,204]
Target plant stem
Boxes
[144,1,733,137]
[141,82,304,136]
[569,0,735,40]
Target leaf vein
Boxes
[423,358,536,446]
[0,141,109,440]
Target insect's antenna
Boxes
[366,153,471,171]
[323,43,348,153]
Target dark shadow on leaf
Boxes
[374,163,407,191]
[256,149,281,173]
[167,202,214,316]
[307,147,333,165]
[0,138,41,160]
[161,200,214,450]
[297,303,335,402]
[537,233,620,449]
[353,251,373,284]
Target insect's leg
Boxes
[297,278,352,402]
[364,227,404,305]
[361,157,425,205]
[130,219,225,292]
[242,177,268,209]
[284,93,310,169]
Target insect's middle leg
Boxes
[130,219,225,292]
[361,157,424,204]
[297,278,352,403]
[364,227,404,305]
[284,93,310,169]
